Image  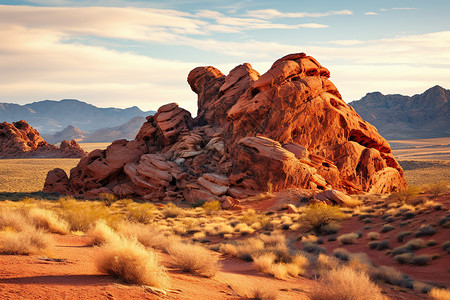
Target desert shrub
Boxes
[95,236,169,288]
[333,248,350,261]
[27,207,70,234]
[392,238,426,255]
[439,215,450,228]
[442,241,450,253]
[125,202,155,224]
[390,185,421,203]
[58,198,111,231]
[413,281,432,293]
[248,287,278,300]
[369,240,390,251]
[0,227,53,255]
[367,232,380,240]
[308,266,384,300]
[426,240,438,247]
[299,204,346,234]
[320,222,341,235]
[252,252,308,280]
[239,209,271,230]
[202,200,221,214]
[426,181,448,197]
[327,235,337,242]
[337,232,359,245]
[0,207,29,231]
[302,242,326,254]
[99,193,117,207]
[167,241,219,277]
[315,253,340,275]
[397,231,411,242]
[409,254,432,265]
[394,253,414,264]
[117,222,175,252]
[415,224,436,237]
[429,287,450,300]
[161,203,183,218]
[380,224,395,233]
[370,265,411,287]
[86,220,118,246]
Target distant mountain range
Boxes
[0,99,155,134]
[349,85,449,140]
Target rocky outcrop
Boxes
[44,53,406,201]
[0,120,86,158]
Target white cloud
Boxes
[245,9,352,19]
[364,12,378,15]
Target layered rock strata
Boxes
[44,53,406,202]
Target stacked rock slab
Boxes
[0,120,86,158]
[44,53,406,201]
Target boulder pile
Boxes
[44,53,406,206]
[0,120,86,158]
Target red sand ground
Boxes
[0,234,315,299]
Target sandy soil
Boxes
[0,234,316,300]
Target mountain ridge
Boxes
[0,99,155,134]
[349,85,449,139]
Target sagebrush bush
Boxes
[299,204,346,234]
[95,236,169,288]
[337,232,359,245]
[167,241,219,277]
[308,266,384,300]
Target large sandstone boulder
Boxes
[44,53,406,200]
[0,120,86,158]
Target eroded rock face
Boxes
[44,53,406,201]
[0,120,86,158]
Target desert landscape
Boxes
[1,1,450,300]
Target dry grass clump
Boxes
[425,181,448,197]
[252,252,309,280]
[202,200,221,214]
[337,232,359,245]
[239,209,270,230]
[57,198,112,231]
[370,265,411,287]
[161,203,184,218]
[117,221,176,252]
[27,207,70,234]
[429,287,450,300]
[442,240,450,254]
[95,236,169,289]
[390,185,422,203]
[248,287,278,300]
[299,203,346,234]
[86,220,118,246]
[0,227,53,255]
[367,232,380,240]
[0,207,29,231]
[167,241,219,277]
[125,202,155,224]
[414,224,436,237]
[308,266,384,300]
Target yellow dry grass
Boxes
[0,158,79,192]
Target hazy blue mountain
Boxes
[0,99,155,134]
[349,86,449,139]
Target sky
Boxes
[0,0,449,114]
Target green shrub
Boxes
[299,204,346,234]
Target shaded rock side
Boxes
[0,120,86,158]
[44,53,406,200]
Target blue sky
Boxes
[0,0,449,113]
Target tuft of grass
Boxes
[370,265,411,287]
[397,231,411,243]
[415,224,436,237]
[337,233,359,245]
[161,203,183,218]
[248,287,278,300]
[308,266,384,300]
[429,287,450,300]
[99,193,117,207]
[426,181,448,197]
[368,240,390,251]
[380,224,395,233]
[27,207,70,234]
[125,202,155,224]
[390,185,421,203]
[95,236,169,288]
[442,241,450,254]
[252,252,309,280]
[167,241,219,277]
[86,220,117,246]
[299,204,346,234]
[367,232,380,240]
[202,200,221,214]
[333,248,350,261]
[0,227,54,255]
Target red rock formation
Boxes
[0,120,86,158]
[44,53,406,202]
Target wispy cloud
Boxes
[364,12,378,15]
[392,7,417,10]
[245,9,352,19]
